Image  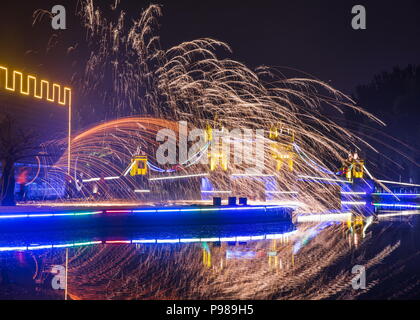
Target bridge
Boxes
[1,65,417,212]
[71,126,419,214]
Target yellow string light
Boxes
[0,65,72,174]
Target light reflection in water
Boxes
[0,211,419,300]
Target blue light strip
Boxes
[0,211,102,219]
[341,201,366,206]
[0,231,298,253]
[373,203,420,209]
[298,178,352,185]
[149,173,209,181]
[341,192,366,195]
[0,241,102,252]
[127,205,294,215]
[132,239,156,244]
[0,205,295,220]
[373,193,420,197]
[147,161,176,173]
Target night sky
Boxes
[1,0,420,94]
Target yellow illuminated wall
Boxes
[0,65,72,173]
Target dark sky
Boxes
[1,0,420,94]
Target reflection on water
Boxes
[0,211,419,300]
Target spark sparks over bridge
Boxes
[0,3,416,215]
[5,4,386,212]
[0,0,419,303]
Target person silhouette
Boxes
[16,168,29,201]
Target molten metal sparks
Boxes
[29,2,387,212]
[25,220,405,300]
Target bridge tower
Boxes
[205,123,228,172]
[269,125,295,172]
[339,152,374,215]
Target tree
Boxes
[0,113,40,206]
[349,65,420,182]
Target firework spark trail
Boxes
[40,221,406,300]
[28,1,390,211]
[18,1,419,301]
[40,117,182,200]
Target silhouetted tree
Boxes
[0,113,39,206]
[349,65,420,182]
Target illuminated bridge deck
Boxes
[0,204,294,232]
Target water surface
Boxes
[0,211,419,300]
